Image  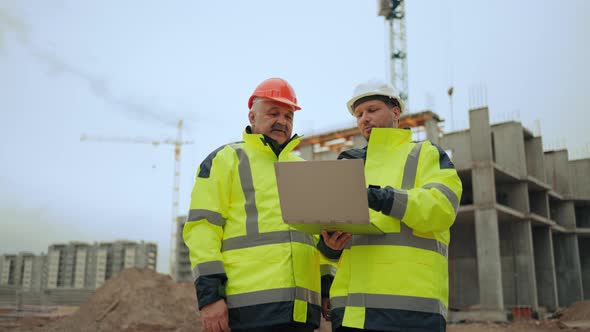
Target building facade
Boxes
[0,253,46,291]
[1,240,157,292]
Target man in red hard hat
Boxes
[184,78,324,332]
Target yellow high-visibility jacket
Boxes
[183,127,321,330]
[319,248,338,298]
[330,128,462,331]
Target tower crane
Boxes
[81,119,193,280]
[378,0,409,109]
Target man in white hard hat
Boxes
[318,80,463,332]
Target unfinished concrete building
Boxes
[293,108,589,320]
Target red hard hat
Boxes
[248,78,301,111]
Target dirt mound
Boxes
[448,320,578,332]
[557,300,590,322]
[554,300,590,329]
[39,268,201,332]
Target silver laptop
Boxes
[274,159,383,235]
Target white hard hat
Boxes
[346,80,405,116]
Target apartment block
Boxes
[6,240,158,291]
[0,253,47,292]
[46,242,90,289]
[0,254,16,285]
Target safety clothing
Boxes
[319,247,338,298]
[183,128,321,330]
[346,80,405,115]
[248,78,301,111]
[330,128,462,331]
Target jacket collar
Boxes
[367,128,412,149]
[242,126,301,157]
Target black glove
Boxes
[367,186,395,215]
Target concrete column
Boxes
[569,159,590,197]
[474,209,504,312]
[553,233,583,307]
[425,118,440,145]
[492,122,527,178]
[551,201,576,228]
[449,222,479,308]
[544,150,572,196]
[352,134,366,149]
[469,108,494,162]
[579,238,590,300]
[469,108,504,315]
[298,144,313,161]
[525,137,546,181]
[500,221,538,310]
[533,227,558,311]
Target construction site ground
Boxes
[0,268,588,332]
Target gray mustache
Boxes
[271,123,288,133]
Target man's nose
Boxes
[276,115,287,125]
[360,113,370,124]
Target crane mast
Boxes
[378,0,409,109]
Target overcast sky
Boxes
[1,0,589,273]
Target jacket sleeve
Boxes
[316,235,343,260]
[183,145,232,310]
[315,235,339,298]
[370,142,462,233]
[399,142,462,233]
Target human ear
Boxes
[248,111,256,125]
[392,106,401,120]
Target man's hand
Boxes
[321,297,332,321]
[201,299,230,332]
[321,230,352,250]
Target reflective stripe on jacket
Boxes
[183,128,321,330]
[330,128,462,332]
